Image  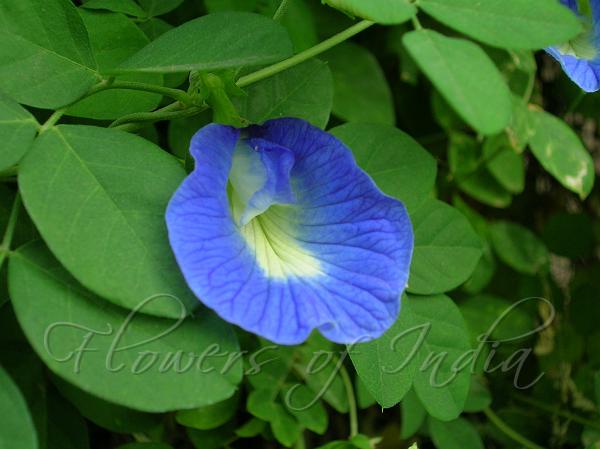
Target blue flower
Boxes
[547,0,600,92]
[166,118,413,345]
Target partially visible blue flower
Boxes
[547,0,600,92]
[166,118,413,345]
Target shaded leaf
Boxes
[116,12,293,73]
[323,0,416,24]
[8,242,242,412]
[409,294,472,421]
[324,43,395,125]
[0,366,38,449]
[403,30,511,134]
[408,199,482,295]
[0,0,99,108]
[19,125,196,317]
[237,58,333,129]
[331,122,437,211]
[0,92,38,171]
[429,417,484,449]
[528,109,595,198]
[67,10,163,119]
[418,0,581,49]
[489,221,549,275]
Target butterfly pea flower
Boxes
[166,118,413,345]
[546,0,600,92]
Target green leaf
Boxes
[19,125,197,318]
[324,42,395,125]
[463,376,492,412]
[116,444,173,449]
[67,11,163,119]
[400,388,427,438]
[246,342,294,393]
[0,0,99,108]
[176,394,239,430]
[247,389,300,447]
[483,135,525,194]
[39,385,91,449]
[403,30,511,135]
[449,138,514,208]
[236,58,333,129]
[528,109,595,198]
[8,241,242,412]
[350,435,372,449]
[138,17,174,40]
[116,12,293,73]
[204,0,257,12]
[235,418,266,438]
[53,377,162,433]
[247,388,279,421]
[459,294,535,344]
[508,97,534,152]
[452,196,496,294]
[330,123,437,211]
[0,338,91,449]
[496,53,537,101]
[187,423,235,449]
[272,0,319,52]
[448,132,480,176]
[294,343,349,413]
[270,404,302,447]
[355,377,376,409]
[408,199,483,295]
[322,0,416,24]
[349,295,421,408]
[457,169,513,209]
[168,112,212,160]
[316,440,361,449]
[595,371,600,406]
[82,0,147,17]
[283,385,328,434]
[408,294,472,421]
[0,366,38,449]
[137,0,184,16]
[429,417,484,449]
[0,92,38,171]
[247,0,320,52]
[418,0,581,50]
[489,221,549,275]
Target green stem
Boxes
[484,407,546,449]
[108,19,374,132]
[411,15,423,30]
[339,360,359,438]
[110,102,204,128]
[273,0,290,21]
[38,79,115,133]
[0,192,21,272]
[294,432,306,449]
[39,109,66,134]
[237,19,374,87]
[108,80,194,105]
[514,394,600,431]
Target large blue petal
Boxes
[166,118,413,345]
[547,0,600,92]
[547,49,600,91]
